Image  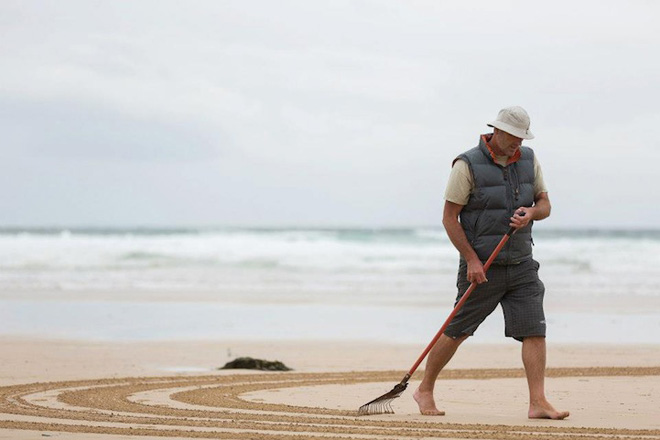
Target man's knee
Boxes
[445,333,470,346]
[522,336,546,344]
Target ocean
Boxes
[1,227,659,344]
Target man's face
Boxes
[492,129,523,157]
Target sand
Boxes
[1,337,659,440]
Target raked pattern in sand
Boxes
[1,367,660,440]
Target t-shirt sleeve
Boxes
[444,159,473,205]
[533,154,548,196]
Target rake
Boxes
[358,223,521,415]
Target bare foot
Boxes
[413,388,445,416]
[529,399,569,420]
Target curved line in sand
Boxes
[1,367,659,439]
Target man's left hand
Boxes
[510,207,534,229]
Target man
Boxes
[413,106,569,420]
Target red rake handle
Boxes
[406,224,519,377]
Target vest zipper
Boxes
[512,164,520,203]
[504,164,515,265]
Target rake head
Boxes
[357,381,408,416]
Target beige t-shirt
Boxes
[444,154,548,205]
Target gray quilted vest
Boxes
[456,135,536,265]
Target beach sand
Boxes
[1,337,659,439]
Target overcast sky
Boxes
[1,0,658,228]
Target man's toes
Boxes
[420,408,445,416]
[529,408,570,420]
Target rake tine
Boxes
[357,379,408,416]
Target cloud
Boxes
[1,0,659,227]
[0,96,221,162]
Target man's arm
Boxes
[443,200,488,284]
[510,192,551,229]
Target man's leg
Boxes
[522,336,569,419]
[413,334,467,415]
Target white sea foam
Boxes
[1,227,659,343]
[1,228,659,296]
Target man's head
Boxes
[487,106,534,157]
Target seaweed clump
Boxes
[219,357,293,371]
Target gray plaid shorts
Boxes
[444,258,546,342]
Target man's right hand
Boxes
[467,259,488,284]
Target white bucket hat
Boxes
[487,106,534,140]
